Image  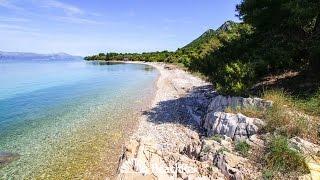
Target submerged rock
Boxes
[0,152,20,168]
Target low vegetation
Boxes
[225,106,265,119]
[263,90,319,143]
[235,141,250,157]
[264,136,308,174]
[295,89,320,116]
[207,134,222,143]
[217,147,230,154]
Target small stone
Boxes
[289,137,320,155]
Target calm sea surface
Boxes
[0,59,158,179]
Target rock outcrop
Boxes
[203,112,265,140]
[213,152,244,180]
[290,137,320,155]
[202,95,271,140]
[207,95,272,113]
[117,137,225,180]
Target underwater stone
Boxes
[0,152,20,168]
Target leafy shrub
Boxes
[296,88,320,116]
[214,61,255,96]
[217,147,230,154]
[264,136,307,173]
[235,140,250,157]
[262,169,274,180]
[180,55,191,67]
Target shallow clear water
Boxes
[0,60,158,179]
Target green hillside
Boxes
[85,0,319,97]
[180,21,237,55]
[84,21,240,63]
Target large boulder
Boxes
[203,112,265,140]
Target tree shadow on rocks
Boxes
[142,85,216,133]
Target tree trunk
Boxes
[314,13,320,33]
[310,14,320,77]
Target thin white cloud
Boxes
[0,0,23,10]
[40,0,83,16]
[0,16,29,22]
[0,23,39,32]
[0,23,43,37]
[0,0,103,25]
[54,16,104,25]
[38,0,106,25]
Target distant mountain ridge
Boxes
[0,51,82,60]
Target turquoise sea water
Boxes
[0,60,158,179]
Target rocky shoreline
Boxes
[116,62,319,180]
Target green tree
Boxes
[237,0,320,73]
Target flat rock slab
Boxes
[0,152,20,168]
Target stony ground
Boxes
[132,63,211,153]
[117,63,218,179]
[116,62,320,180]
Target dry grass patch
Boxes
[263,135,308,178]
[262,90,319,142]
[225,106,265,119]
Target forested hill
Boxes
[84,20,239,63]
[85,0,319,97]
[181,21,237,53]
[180,28,216,53]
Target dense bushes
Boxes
[84,51,174,62]
[186,23,255,96]
[188,0,320,96]
[213,61,254,96]
[237,0,320,72]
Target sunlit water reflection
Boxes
[0,60,158,179]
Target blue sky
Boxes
[0,0,241,56]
